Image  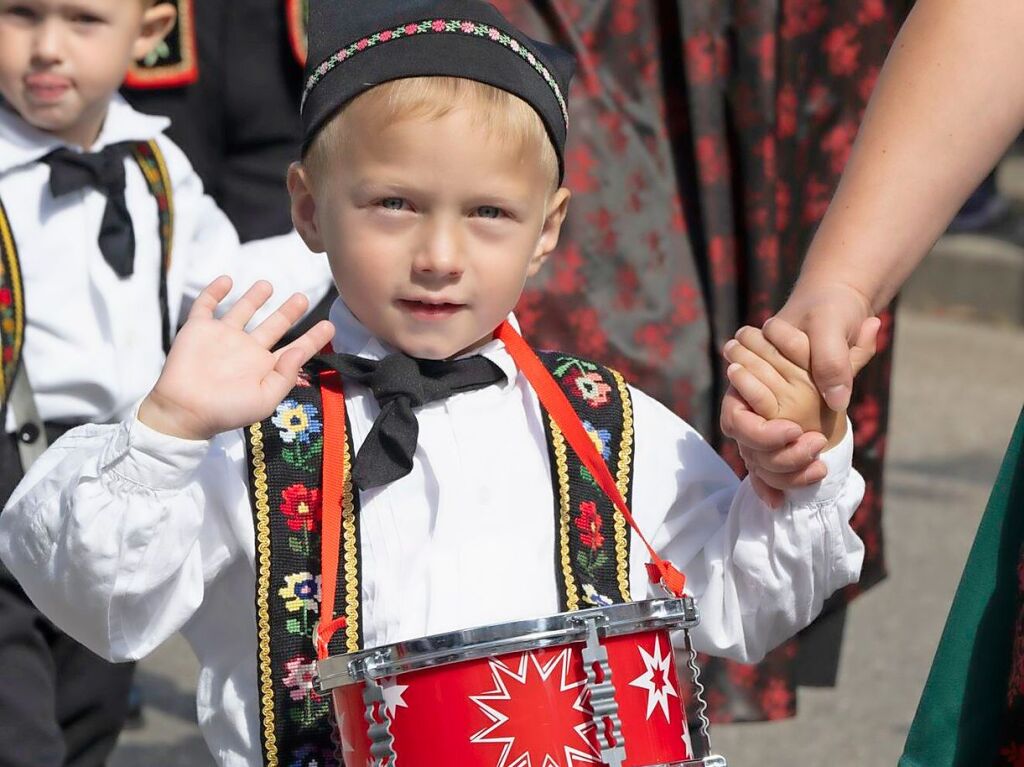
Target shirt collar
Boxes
[328,297,520,393]
[0,94,170,174]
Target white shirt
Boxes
[0,96,333,431]
[0,302,865,767]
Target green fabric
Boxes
[900,406,1024,767]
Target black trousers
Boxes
[0,428,135,767]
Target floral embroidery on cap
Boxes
[300,18,569,131]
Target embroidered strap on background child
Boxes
[313,322,687,659]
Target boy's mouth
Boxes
[397,299,465,319]
[25,74,71,104]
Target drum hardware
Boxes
[679,629,713,759]
[362,675,397,767]
[575,614,627,767]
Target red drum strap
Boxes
[316,369,349,661]
[494,321,686,598]
[314,323,686,656]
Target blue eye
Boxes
[475,206,504,219]
[379,198,409,211]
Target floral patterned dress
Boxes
[494,0,911,721]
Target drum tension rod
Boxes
[362,675,398,767]
[576,616,627,767]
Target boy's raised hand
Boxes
[139,277,336,441]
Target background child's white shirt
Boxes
[0,96,333,431]
[0,303,865,767]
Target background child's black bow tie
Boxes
[43,143,136,278]
[313,351,506,490]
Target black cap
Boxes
[301,0,576,180]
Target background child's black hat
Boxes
[301,0,576,180]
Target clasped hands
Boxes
[720,282,881,507]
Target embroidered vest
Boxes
[0,140,175,410]
[124,0,309,89]
[244,351,636,766]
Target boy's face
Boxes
[0,0,175,147]
[290,101,570,360]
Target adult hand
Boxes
[771,281,875,412]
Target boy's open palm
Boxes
[139,277,336,441]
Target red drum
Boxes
[316,598,727,767]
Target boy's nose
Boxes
[31,20,65,64]
[412,220,465,278]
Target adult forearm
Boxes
[795,0,1024,312]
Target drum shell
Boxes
[333,626,697,767]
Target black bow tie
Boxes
[43,143,136,277]
[313,352,507,490]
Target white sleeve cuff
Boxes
[784,418,854,506]
[103,404,210,491]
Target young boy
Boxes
[1,1,872,765]
[0,0,330,764]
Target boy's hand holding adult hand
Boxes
[139,276,336,441]
[721,296,880,506]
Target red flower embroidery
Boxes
[571,371,612,407]
[575,501,604,551]
[0,287,11,306]
[280,484,322,533]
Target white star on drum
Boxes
[628,636,679,721]
[380,677,410,719]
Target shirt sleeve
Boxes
[0,410,252,662]
[628,386,865,664]
[158,136,333,326]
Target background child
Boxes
[0,0,330,764]
[1,1,873,765]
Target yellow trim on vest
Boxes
[341,431,361,653]
[611,370,634,602]
[249,421,280,766]
[549,419,580,611]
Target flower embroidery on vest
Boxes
[281,654,329,727]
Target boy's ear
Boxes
[288,162,327,253]
[132,3,178,62]
[527,187,571,277]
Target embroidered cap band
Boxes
[301,0,576,180]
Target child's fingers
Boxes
[849,316,881,375]
[723,337,789,393]
[738,431,829,474]
[273,320,336,364]
[222,281,274,328]
[720,387,802,448]
[249,293,310,349]
[761,317,812,370]
[726,363,780,419]
[751,459,829,490]
[187,276,233,321]
[261,347,309,405]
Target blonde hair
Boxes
[305,77,559,190]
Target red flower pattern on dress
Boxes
[280,484,322,533]
[575,501,604,551]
